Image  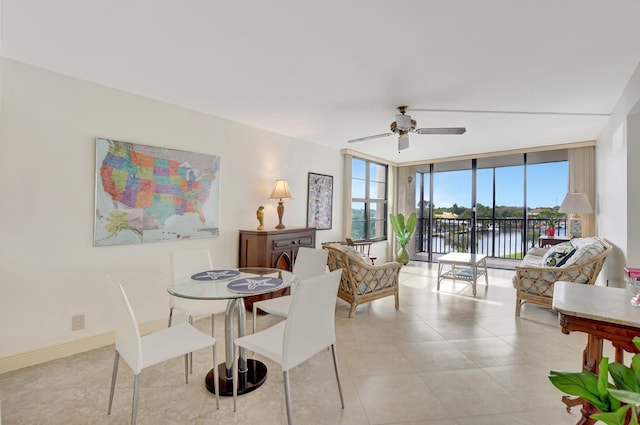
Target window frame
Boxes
[351,157,388,242]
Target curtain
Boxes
[568,146,596,236]
[342,153,352,239]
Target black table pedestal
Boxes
[205,359,267,396]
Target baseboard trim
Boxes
[0,318,167,374]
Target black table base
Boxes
[205,359,267,396]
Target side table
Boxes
[436,252,488,296]
[539,236,570,248]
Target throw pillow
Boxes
[562,240,605,267]
[542,242,575,267]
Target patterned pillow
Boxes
[542,242,576,267]
[563,240,605,267]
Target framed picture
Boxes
[307,172,333,230]
[94,137,220,246]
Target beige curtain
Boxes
[342,153,353,239]
[568,146,595,236]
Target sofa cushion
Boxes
[542,242,575,267]
[563,239,605,267]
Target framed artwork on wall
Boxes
[94,137,220,246]
[307,172,333,230]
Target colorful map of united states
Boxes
[100,144,212,227]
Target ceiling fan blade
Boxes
[415,127,467,135]
[347,133,393,143]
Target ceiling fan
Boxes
[347,106,466,151]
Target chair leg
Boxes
[348,303,357,318]
[213,343,219,410]
[211,313,215,337]
[131,374,140,425]
[188,316,194,374]
[232,344,238,412]
[108,351,120,415]
[330,344,345,409]
[168,307,174,327]
[184,353,189,384]
[283,370,293,425]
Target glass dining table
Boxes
[167,267,297,396]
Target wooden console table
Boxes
[553,282,640,425]
[238,227,316,310]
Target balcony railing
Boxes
[416,217,567,260]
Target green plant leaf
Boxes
[610,389,640,406]
[610,362,640,392]
[632,406,640,425]
[405,213,417,236]
[389,214,401,237]
[599,358,611,399]
[591,404,632,425]
[549,370,609,411]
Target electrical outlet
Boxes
[72,314,85,331]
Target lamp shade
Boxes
[559,192,593,214]
[269,179,293,200]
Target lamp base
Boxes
[569,218,583,238]
[275,200,286,229]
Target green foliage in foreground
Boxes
[549,337,640,425]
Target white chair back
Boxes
[171,249,213,281]
[292,247,328,280]
[113,282,144,374]
[282,268,342,371]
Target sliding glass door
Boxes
[413,151,567,265]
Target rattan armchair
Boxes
[514,237,612,317]
[322,243,401,317]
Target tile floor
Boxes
[0,262,608,424]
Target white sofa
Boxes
[513,237,612,317]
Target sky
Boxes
[352,158,569,210]
[428,161,568,209]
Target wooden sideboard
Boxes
[239,227,316,309]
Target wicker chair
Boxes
[322,243,401,317]
[514,237,612,317]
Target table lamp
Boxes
[269,179,293,229]
[559,192,593,238]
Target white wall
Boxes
[596,61,640,287]
[0,58,344,358]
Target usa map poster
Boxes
[94,138,220,246]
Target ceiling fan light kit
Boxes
[348,105,467,151]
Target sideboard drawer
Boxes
[273,236,314,250]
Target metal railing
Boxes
[416,217,567,260]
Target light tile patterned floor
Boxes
[0,262,604,424]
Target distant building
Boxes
[435,212,459,219]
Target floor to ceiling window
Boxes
[351,157,388,241]
[413,150,568,267]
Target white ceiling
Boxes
[2,0,640,164]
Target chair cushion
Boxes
[542,242,575,267]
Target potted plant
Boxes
[549,336,640,425]
[546,218,557,236]
[389,212,417,265]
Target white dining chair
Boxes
[252,247,328,333]
[107,279,219,425]
[169,249,228,372]
[233,269,344,425]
